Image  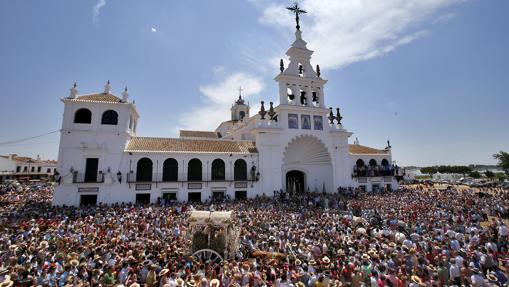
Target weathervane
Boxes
[286,2,307,31]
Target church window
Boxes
[101,110,118,125]
[234,159,247,181]
[188,158,202,181]
[74,108,92,124]
[369,159,377,167]
[301,115,311,129]
[381,159,389,167]
[136,158,153,182]
[211,159,225,180]
[162,158,178,182]
[356,159,365,168]
[239,111,246,120]
[288,114,298,129]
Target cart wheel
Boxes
[193,249,223,265]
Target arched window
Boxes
[211,159,225,181]
[369,159,377,167]
[239,111,246,120]
[101,110,118,125]
[162,158,178,182]
[234,159,247,181]
[188,158,202,181]
[74,108,92,124]
[381,159,389,167]
[356,159,365,168]
[136,158,153,182]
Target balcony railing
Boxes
[352,166,394,178]
[126,173,253,183]
[72,172,105,183]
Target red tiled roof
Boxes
[179,130,220,139]
[69,93,123,103]
[125,137,258,154]
[348,144,389,155]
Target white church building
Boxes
[53,13,398,206]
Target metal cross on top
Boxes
[286,2,307,31]
[238,86,243,97]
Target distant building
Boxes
[0,154,57,183]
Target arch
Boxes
[381,159,389,167]
[211,159,225,181]
[239,111,246,120]
[369,159,377,167]
[282,135,333,193]
[162,158,178,182]
[136,158,153,182]
[234,159,247,181]
[74,108,92,124]
[101,110,118,125]
[283,135,332,166]
[188,158,202,181]
[356,159,365,168]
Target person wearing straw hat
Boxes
[159,269,170,286]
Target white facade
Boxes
[54,27,397,206]
[0,154,57,183]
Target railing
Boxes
[126,173,253,184]
[72,172,105,183]
[352,166,394,178]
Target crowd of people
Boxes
[0,182,508,287]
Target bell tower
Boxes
[230,87,250,121]
[274,3,327,108]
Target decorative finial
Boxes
[238,86,243,98]
[258,101,267,120]
[122,86,129,102]
[354,137,359,145]
[280,59,284,73]
[69,82,78,99]
[387,140,391,149]
[316,65,321,77]
[336,108,342,125]
[286,2,307,31]
[268,102,276,120]
[328,107,335,124]
[104,80,112,94]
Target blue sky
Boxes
[0,0,507,166]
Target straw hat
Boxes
[70,259,79,267]
[129,284,140,287]
[308,259,317,265]
[176,278,185,287]
[295,282,305,287]
[210,279,220,287]
[322,256,331,265]
[0,278,13,287]
[361,254,370,261]
[486,273,498,283]
[411,275,423,285]
[187,279,197,287]
[159,269,169,277]
[295,259,302,266]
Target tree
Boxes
[484,170,495,180]
[493,151,509,175]
[469,171,481,179]
[420,167,437,175]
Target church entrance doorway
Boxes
[286,170,305,194]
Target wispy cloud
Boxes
[176,72,264,132]
[151,27,157,33]
[92,0,107,24]
[253,0,464,70]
